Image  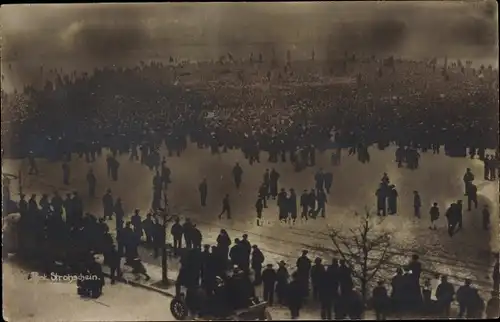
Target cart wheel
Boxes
[170,298,189,320]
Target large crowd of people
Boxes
[1,53,499,166]
[2,52,499,320]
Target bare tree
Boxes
[329,209,394,302]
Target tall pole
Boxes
[160,192,172,285]
[162,208,168,284]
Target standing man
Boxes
[232,162,243,189]
[463,168,475,195]
[376,183,387,216]
[296,250,312,298]
[269,168,280,200]
[251,245,265,285]
[288,188,298,224]
[182,218,193,250]
[317,189,327,218]
[300,190,309,222]
[324,171,333,194]
[102,189,114,220]
[86,168,96,198]
[429,202,440,230]
[198,178,208,207]
[255,197,264,226]
[219,194,231,219]
[262,264,277,306]
[467,183,478,211]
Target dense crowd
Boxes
[1,54,499,165]
[7,185,499,320]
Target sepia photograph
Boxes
[1,1,499,321]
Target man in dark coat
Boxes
[316,189,327,218]
[258,183,268,208]
[232,162,243,189]
[300,190,309,221]
[315,169,325,192]
[71,192,83,224]
[169,217,183,255]
[130,209,143,239]
[191,224,202,250]
[436,275,455,317]
[276,261,289,305]
[288,188,298,224]
[372,280,390,320]
[240,234,252,272]
[277,188,288,222]
[467,183,478,211]
[51,191,64,218]
[198,178,208,207]
[388,185,398,215]
[308,189,317,218]
[269,168,280,199]
[218,194,231,219]
[463,168,474,195]
[107,245,122,284]
[296,250,312,297]
[288,272,305,319]
[230,238,243,268]
[375,183,387,216]
[324,171,333,194]
[102,189,113,220]
[251,245,265,285]
[339,260,353,296]
[152,217,165,259]
[446,202,458,237]
[86,168,96,197]
[262,264,277,305]
[311,257,326,301]
[456,279,474,318]
[429,202,440,230]
[182,218,194,250]
[263,169,270,196]
[216,229,231,259]
[255,197,264,226]
[142,213,154,248]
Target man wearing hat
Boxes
[276,260,289,305]
[300,190,309,221]
[102,189,113,220]
[296,250,312,298]
[262,264,277,305]
[456,279,474,318]
[251,245,265,285]
[311,257,325,301]
[130,209,143,238]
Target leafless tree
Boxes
[329,209,394,302]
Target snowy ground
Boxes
[3,142,499,294]
[2,260,175,322]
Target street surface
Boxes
[3,260,175,322]
[4,143,499,297]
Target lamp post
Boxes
[158,192,174,285]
